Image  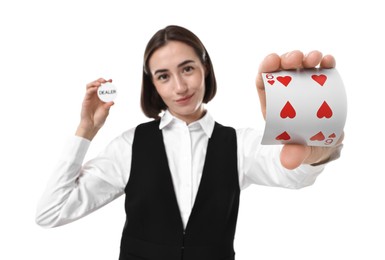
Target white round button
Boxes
[97,82,117,102]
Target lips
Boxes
[176,93,194,103]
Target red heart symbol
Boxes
[280,101,296,119]
[311,74,327,86]
[310,131,325,141]
[267,80,275,85]
[328,133,336,138]
[277,76,292,87]
[276,131,291,141]
[317,101,333,118]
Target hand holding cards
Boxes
[261,68,347,147]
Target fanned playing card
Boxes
[261,68,347,146]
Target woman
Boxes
[36,25,342,260]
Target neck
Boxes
[170,107,206,125]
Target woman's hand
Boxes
[75,78,114,141]
[256,50,343,169]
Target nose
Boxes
[175,75,188,94]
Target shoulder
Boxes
[133,120,161,137]
[119,120,160,140]
[212,122,237,143]
[214,122,235,132]
[99,121,161,156]
[136,120,160,129]
[118,120,162,148]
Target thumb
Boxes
[100,101,114,118]
[103,101,115,109]
[280,144,311,170]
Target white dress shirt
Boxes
[36,110,326,229]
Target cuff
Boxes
[294,163,325,187]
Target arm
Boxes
[36,78,131,228]
[35,132,133,227]
[256,50,344,170]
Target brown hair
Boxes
[141,25,217,119]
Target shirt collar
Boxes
[159,110,215,138]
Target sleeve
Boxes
[35,129,135,228]
[237,128,326,190]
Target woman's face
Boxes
[149,41,206,124]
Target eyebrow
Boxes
[153,60,195,75]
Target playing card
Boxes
[261,68,347,146]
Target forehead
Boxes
[149,41,200,71]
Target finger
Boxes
[280,50,304,70]
[256,53,281,119]
[303,132,344,164]
[97,102,115,124]
[258,53,281,74]
[96,78,109,83]
[85,85,99,96]
[303,50,323,68]
[86,81,101,90]
[86,78,109,89]
[280,144,311,170]
[320,54,336,68]
[103,101,114,109]
[84,84,103,102]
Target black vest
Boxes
[119,120,240,260]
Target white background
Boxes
[1,0,384,259]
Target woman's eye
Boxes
[158,74,169,81]
[183,66,194,73]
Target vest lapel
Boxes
[157,122,218,232]
[157,128,185,232]
[184,123,219,232]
